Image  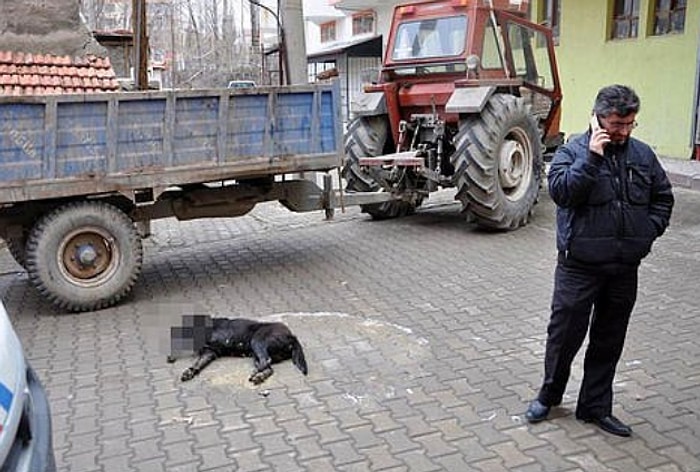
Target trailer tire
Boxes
[343,115,418,219]
[25,201,143,312]
[5,235,27,269]
[452,94,542,230]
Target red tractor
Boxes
[343,0,562,230]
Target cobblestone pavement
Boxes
[1,187,699,472]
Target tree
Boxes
[80,0,267,89]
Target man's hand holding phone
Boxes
[589,114,610,156]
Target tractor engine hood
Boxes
[397,82,455,108]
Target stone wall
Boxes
[0,0,106,57]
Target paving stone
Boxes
[657,445,700,471]
[129,436,165,462]
[395,449,443,471]
[99,455,136,472]
[65,432,99,457]
[325,439,366,466]
[256,431,295,457]
[230,447,269,472]
[363,411,403,434]
[315,420,352,445]
[358,444,403,470]
[338,462,373,472]
[616,439,675,470]
[190,423,226,449]
[279,417,316,442]
[263,452,304,472]
[471,457,510,472]
[63,451,99,472]
[132,457,166,472]
[289,435,330,462]
[196,444,235,471]
[579,435,632,463]
[379,429,422,455]
[220,427,258,452]
[160,440,197,465]
[488,441,536,469]
[99,434,132,459]
[345,424,384,450]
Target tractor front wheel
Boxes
[342,115,418,220]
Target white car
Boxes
[227,80,256,89]
[0,300,56,471]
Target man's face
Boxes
[598,113,638,145]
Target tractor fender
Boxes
[350,92,387,117]
[445,86,496,114]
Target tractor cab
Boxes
[365,0,562,148]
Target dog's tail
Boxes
[291,337,308,375]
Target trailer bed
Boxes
[0,83,342,204]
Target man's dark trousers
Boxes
[537,254,638,418]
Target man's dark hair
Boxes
[593,84,640,118]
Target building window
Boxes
[653,0,686,35]
[320,21,336,43]
[539,0,561,45]
[612,0,640,39]
[309,61,337,83]
[352,11,375,36]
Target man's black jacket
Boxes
[548,131,674,265]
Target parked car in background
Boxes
[0,300,56,471]
[227,80,256,89]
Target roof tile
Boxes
[0,50,119,96]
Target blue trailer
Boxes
[0,83,391,312]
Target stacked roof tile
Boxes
[0,50,120,96]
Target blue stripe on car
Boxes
[0,381,13,412]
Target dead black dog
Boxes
[168,316,308,384]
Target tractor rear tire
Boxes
[452,94,542,230]
[25,201,143,312]
[343,115,418,220]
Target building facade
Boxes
[532,0,698,159]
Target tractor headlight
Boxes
[466,54,481,72]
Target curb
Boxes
[660,157,700,191]
[665,171,700,191]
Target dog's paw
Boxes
[248,372,265,385]
[249,368,272,385]
[180,368,196,382]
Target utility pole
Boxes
[280,0,307,85]
[279,0,313,181]
[169,5,177,88]
[132,0,148,90]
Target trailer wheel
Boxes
[343,115,418,220]
[25,201,143,312]
[5,234,28,269]
[452,94,542,230]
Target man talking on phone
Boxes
[524,84,674,436]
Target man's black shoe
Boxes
[525,400,550,423]
[581,415,632,437]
